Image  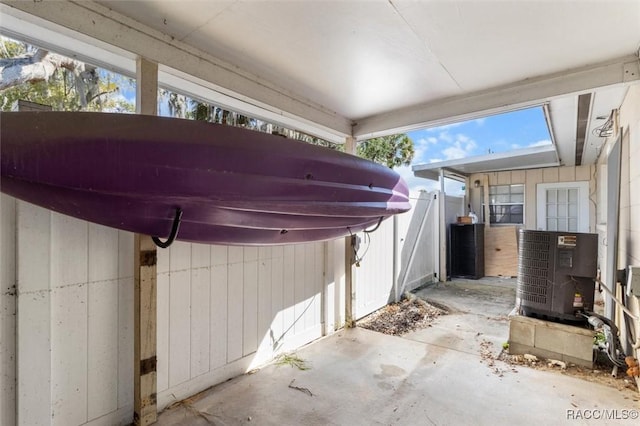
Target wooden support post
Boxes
[483,174,491,229]
[344,136,357,325]
[438,169,446,282]
[136,58,158,116]
[134,235,157,426]
[134,57,158,425]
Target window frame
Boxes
[481,184,525,225]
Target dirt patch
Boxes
[496,351,639,398]
[478,339,517,378]
[357,294,447,336]
[473,339,638,397]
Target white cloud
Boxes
[438,131,453,143]
[416,137,437,145]
[441,135,478,160]
[442,146,466,160]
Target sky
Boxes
[396,107,552,197]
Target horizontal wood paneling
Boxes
[468,165,597,276]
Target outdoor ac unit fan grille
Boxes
[517,231,551,305]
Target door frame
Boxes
[536,181,590,233]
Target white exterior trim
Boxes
[536,181,590,233]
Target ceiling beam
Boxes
[0,0,352,141]
[574,93,592,166]
[354,56,640,140]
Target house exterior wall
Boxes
[466,165,596,277]
[609,83,640,359]
[618,84,640,274]
[467,165,596,232]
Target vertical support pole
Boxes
[134,57,158,426]
[438,169,446,282]
[392,214,400,302]
[134,235,157,425]
[344,136,357,325]
[483,174,491,229]
[136,58,158,117]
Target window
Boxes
[482,184,524,224]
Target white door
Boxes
[536,181,590,233]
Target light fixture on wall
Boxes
[474,179,481,188]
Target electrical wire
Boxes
[584,311,627,368]
[592,110,615,138]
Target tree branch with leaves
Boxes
[357,134,415,168]
[0,37,134,112]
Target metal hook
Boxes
[363,216,384,234]
[152,207,183,249]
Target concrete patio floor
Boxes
[156,278,639,425]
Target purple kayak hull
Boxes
[1,112,410,245]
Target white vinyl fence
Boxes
[155,241,326,409]
[0,190,446,425]
[0,196,331,426]
[354,191,441,320]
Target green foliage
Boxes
[275,353,310,370]
[357,134,415,168]
[0,37,135,112]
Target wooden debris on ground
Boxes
[499,352,639,395]
[357,293,447,336]
[288,379,313,397]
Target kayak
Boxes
[0,112,410,246]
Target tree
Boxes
[1,38,413,168]
[0,37,134,112]
[180,98,415,167]
[357,134,415,168]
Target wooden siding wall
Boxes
[467,165,596,277]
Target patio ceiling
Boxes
[1,1,640,165]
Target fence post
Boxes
[134,57,158,426]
